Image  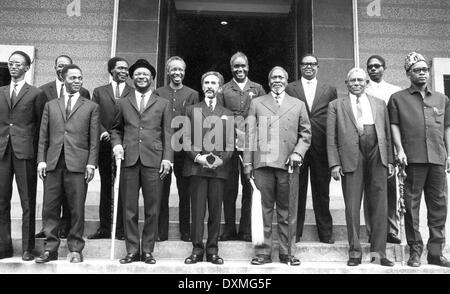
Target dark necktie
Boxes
[356,96,363,131]
[59,83,64,99]
[208,99,214,112]
[139,94,146,113]
[115,83,121,99]
[10,83,18,105]
[275,94,280,105]
[66,94,73,118]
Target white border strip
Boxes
[352,0,360,68]
[110,0,120,58]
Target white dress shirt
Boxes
[64,90,80,111]
[9,79,26,97]
[301,77,317,110]
[233,78,248,91]
[204,97,217,111]
[135,89,152,111]
[112,80,126,98]
[350,93,374,126]
[56,79,65,98]
[271,91,286,106]
[365,80,402,104]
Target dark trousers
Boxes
[364,173,399,238]
[297,149,333,241]
[0,142,36,258]
[121,160,162,254]
[98,140,123,233]
[159,152,190,239]
[404,163,447,257]
[341,125,387,259]
[222,151,252,236]
[190,176,224,256]
[42,152,87,252]
[254,167,299,257]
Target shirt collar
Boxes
[301,77,317,85]
[349,93,368,101]
[135,89,152,98]
[10,79,26,89]
[408,85,432,96]
[64,91,80,100]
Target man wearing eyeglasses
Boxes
[388,52,450,268]
[365,55,402,246]
[0,51,46,261]
[286,54,337,244]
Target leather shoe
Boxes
[35,231,45,238]
[181,233,191,242]
[68,252,83,263]
[142,252,156,264]
[185,254,203,264]
[58,229,68,239]
[427,255,450,267]
[279,254,301,266]
[22,251,34,261]
[320,238,335,244]
[119,253,140,264]
[371,257,394,267]
[387,233,401,244]
[407,253,421,267]
[207,254,224,265]
[347,257,361,266]
[219,232,238,241]
[251,255,272,265]
[88,230,111,239]
[35,251,58,263]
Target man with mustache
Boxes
[35,64,99,263]
[388,52,450,267]
[364,55,402,245]
[218,52,266,242]
[183,71,234,265]
[89,57,132,240]
[0,51,46,261]
[327,68,394,267]
[155,56,199,242]
[244,66,311,266]
[36,54,90,239]
[111,59,172,264]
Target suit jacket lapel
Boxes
[260,94,279,114]
[277,95,297,120]
[310,82,325,113]
[127,91,140,114]
[142,93,158,113]
[121,84,131,98]
[343,96,359,130]
[58,95,67,121]
[367,95,377,123]
[12,83,30,108]
[50,81,58,99]
[3,85,11,109]
[107,84,115,103]
[68,97,84,120]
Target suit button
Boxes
[139,140,142,143]
[140,127,143,130]
[9,123,13,126]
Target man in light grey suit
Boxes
[244,66,311,266]
[326,68,394,267]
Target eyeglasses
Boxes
[301,62,318,68]
[410,67,429,74]
[367,64,382,70]
[8,62,25,68]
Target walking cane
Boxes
[397,162,407,266]
[110,157,122,260]
[287,165,294,266]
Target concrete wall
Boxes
[0,0,114,93]
[358,0,450,90]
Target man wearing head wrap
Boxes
[111,59,173,264]
[388,52,450,267]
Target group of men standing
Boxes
[0,48,449,268]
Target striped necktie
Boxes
[66,94,73,118]
[11,83,18,105]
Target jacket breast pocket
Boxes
[154,142,163,151]
[434,108,444,124]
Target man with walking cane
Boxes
[244,66,311,266]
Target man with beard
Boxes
[327,68,394,267]
[36,54,90,239]
[285,54,337,244]
[388,52,450,267]
[155,56,199,242]
[0,51,46,261]
[364,55,402,245]
[245,66,311,266]
[35,64,99,263]
[183,72,234,265]
[218,52,266,242]
[89,57,132,240]
[111,59,172,264]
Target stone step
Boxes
[2,258,450,274]
[10,219,368,242]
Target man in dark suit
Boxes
[111,59,173,264]
[89,57,131,240]
[218,52,266,242]
[285,54,337,244]
[327,68,394,267]
[244,66,311,266]
[154,56,199,242]
[35,64,99,263]
[36,54,90,239]
[0,51,46,261]
[183,71,234,265]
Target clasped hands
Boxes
[196,153,223,170]
[243,152,303,180]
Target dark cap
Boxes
[129,59,156,78]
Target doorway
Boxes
[159,0,312,93]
